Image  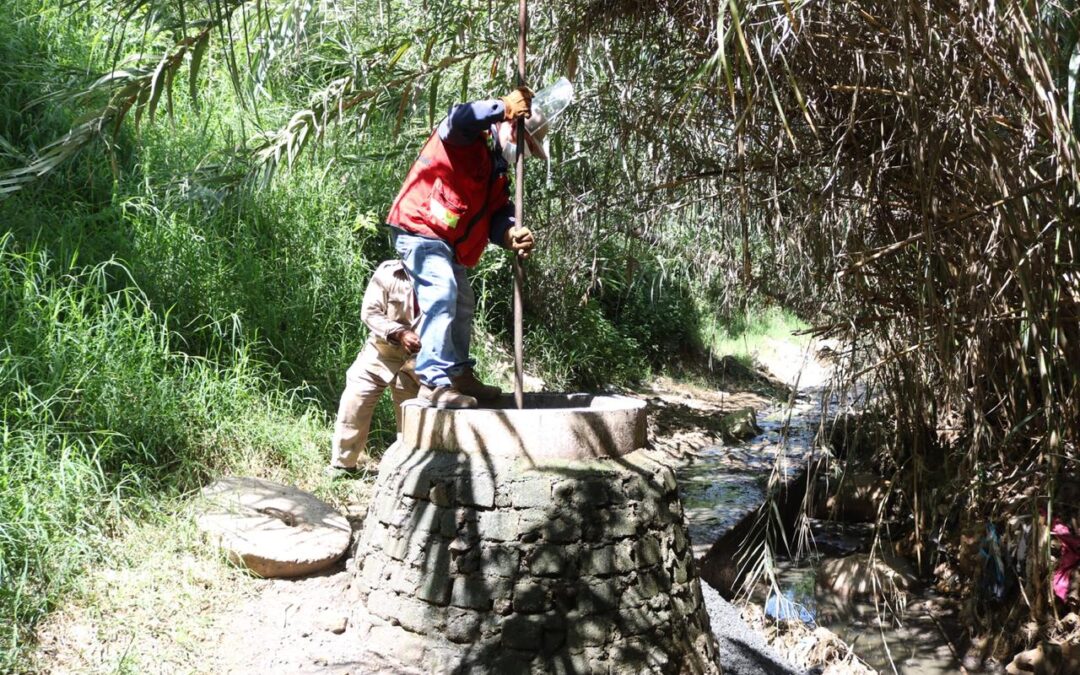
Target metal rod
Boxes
[512,0,526,410]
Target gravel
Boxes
[701,582,803,675]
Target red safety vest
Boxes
[387,129,509,268]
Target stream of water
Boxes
[761,552,974,674]
[675,388,982,674]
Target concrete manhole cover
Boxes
[197,477,351,578]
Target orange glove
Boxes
[500,87,534,121]
[503,226,535,258]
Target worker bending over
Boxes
[386,87,541,408]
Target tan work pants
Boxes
[331,342,419,468]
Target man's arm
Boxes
[438,100,506,146]
[488,203,516,248]
[438,88,532,146]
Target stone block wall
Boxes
[349,440,720,674]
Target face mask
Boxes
[499,123,526,165]
[498,122,546,165]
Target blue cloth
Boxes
[487,202,516,250]
[764,589,816,625]
[438,99,506,145]
[391,227,476,387]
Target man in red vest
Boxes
[386,87,538,408]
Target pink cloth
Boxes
[1050,518,1080,601]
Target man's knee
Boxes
[337,385,384,424]
[334,423,362,443]
[417,281,459,321]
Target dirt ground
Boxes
[30,341,818,674]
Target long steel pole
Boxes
[512,0,526,410]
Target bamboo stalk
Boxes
[513,0,526,410]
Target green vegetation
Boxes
[0,0,719,666]
[0,2,387,665]
[0,238,329,665]
[702,308,807,369]
[2,0,1077,667]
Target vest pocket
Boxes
[428,178,468,230]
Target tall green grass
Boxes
[702,306,808,366]
[0,237,330,668]
[0,4,409,665]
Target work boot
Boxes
[419,384,478,409]
[450,369,502,400]
[324,464,363,479]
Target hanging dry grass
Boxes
[538,0,1080,630]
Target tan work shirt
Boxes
[361,259,419,360]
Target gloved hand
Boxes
[500,87,534,121]
[503,226,535,258]
[393,329,422,354]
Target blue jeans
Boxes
[391,228,475,387]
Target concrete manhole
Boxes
[197,476,351,578]
[348,393,720,673]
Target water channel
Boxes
[674,389,981,673]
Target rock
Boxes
[319,615,348,634]
[719,407,762,443]
[451,574,494,611]
[417,565,453,606]
[1006,640,1080,675]
[817,552,919,601]
[819,472,890,523]
[567,613,612,648]
[445,608,482,643]
[512,580,549,613]
[428,482,453,507]
[634,534,663,568]
[528,544,570,577]
[501,614,545,651]
[510,478,553,509]
[196,477,352,578]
